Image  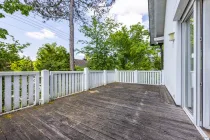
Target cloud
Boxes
[75,53,85,59]
[26,29,56,40]
[109,0,148,28]
[18,52,36,61]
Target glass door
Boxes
[185,14,194,114]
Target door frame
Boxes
[181,0,201,125]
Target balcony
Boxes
[0,69,203,139]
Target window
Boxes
[185,14,194,114]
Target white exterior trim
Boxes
[203,0,210,129]
[154,36,164,42]
[184,107,209,140]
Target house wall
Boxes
[163,0,182,105]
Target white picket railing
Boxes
[0,72,40,114]
[89,71,104,89]
[119,71,136,83]
[0,68,164,114]
[118,70,163,85]
[107,71,115,84]
[50,71,84,100]
[137,71,162,85]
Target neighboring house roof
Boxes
[74,59,87,67]
[148,0,166,45]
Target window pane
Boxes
[185,14,194,114]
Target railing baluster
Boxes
[54,74,58,97]
[69,74,72,94]
[66,74,68,95]
[58,74,62,97]
[62,74,65,97]
[22,75,27,107]
[72,73,75,93]
[13,76,19,110]
[5,76,12,112]
[28,75,34,105]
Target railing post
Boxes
[84,67,89,91]
[34,73,40,105]
[161,70,164,85]
[134,70,138,83]
[41,70,49,104]
[115,69,119,82]
[50,72,54,100]
[104,70,107,85]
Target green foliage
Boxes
[0,36,30,71]
[78,17,120,70]
[75,65,84,71]
[78,18,161,70]
[0,0,32,39]
[24,0,114,23]
[11,57,34,71]
[0,28,8,39]
[34,43,70,71]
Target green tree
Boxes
[108,26,131,69]
[79,20,161,70]
[11,56,34,71]
[24,0,116,71]
[75,65,84,71]
[0,0,32,39]
[109,23,161,70]
[78,17,120,70]
[0,36,30,71]
[34,43,70,71]
[127,23,154,70]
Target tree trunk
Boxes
[69,0,75,71]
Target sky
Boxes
[0,0,149,61]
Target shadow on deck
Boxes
[0,83,203,140]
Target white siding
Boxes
[164,0,182,105]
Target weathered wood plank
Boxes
[26,108,93,140]
[20,109,72,140]
[11,112,49,140]
[0,116,28,140]
[0,83,203,140]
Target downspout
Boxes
[200,0,203,126]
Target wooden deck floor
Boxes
[0,83,203,140]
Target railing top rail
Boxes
[0,71,39,76]
[50,71,84,74]
[137,70,162,72]
[89,70,104,73]
[118,70,135,72]
[107,70,115,72]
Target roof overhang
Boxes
[148,0,166,45]
[173,0,191,21]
